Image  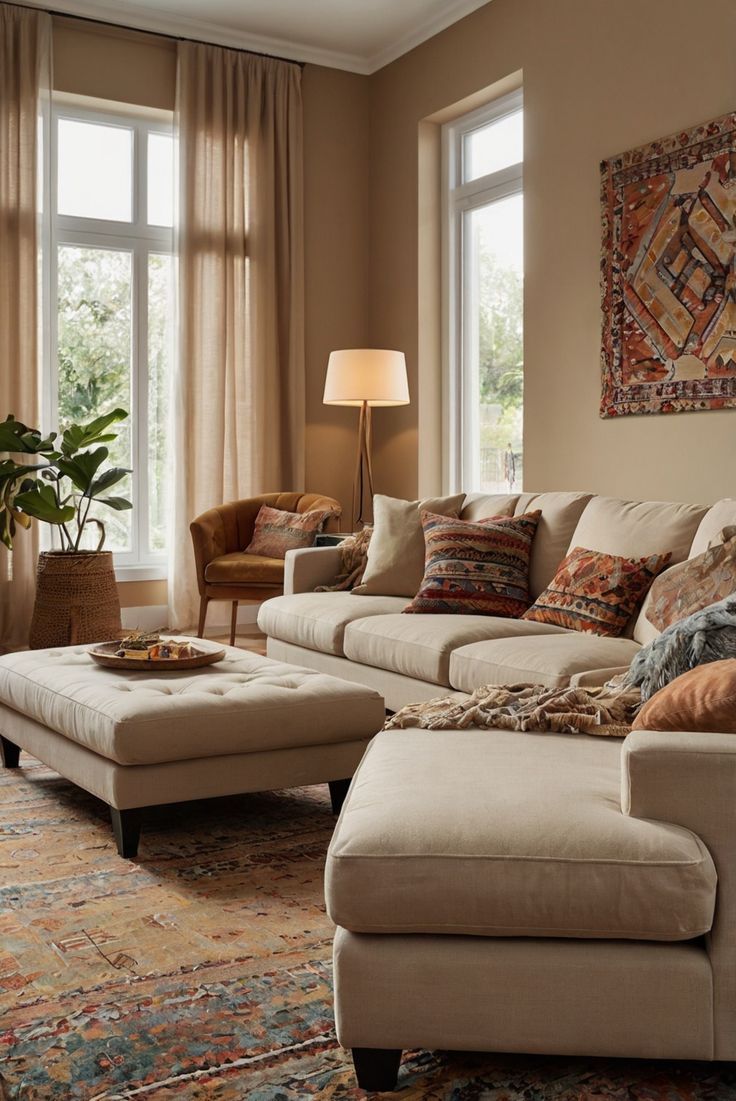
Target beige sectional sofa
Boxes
[259,491,735,710]
[258,491,736,1091]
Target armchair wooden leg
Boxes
[230,601,238,646]
[197,596,210,638]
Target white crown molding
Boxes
[366,0,492,72]
[23,0,373,73]
[25,0,493,75]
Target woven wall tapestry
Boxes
[600,111,736,418]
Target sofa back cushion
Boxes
[568,496,707,564]
[569,497,706,640]
[460,493,519,521]
[354,493,465,597]
[512,491,593,599]
[689,499,736,558]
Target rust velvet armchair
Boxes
[190,492,342,644]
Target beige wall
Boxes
[54,19,177,109]
[368,0,736,505]
[302,65,371,519]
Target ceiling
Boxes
[30,0,492,73]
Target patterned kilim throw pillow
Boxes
[403,509,541,617]
[645,529,736,632]
[523,546,671,637]
[245,505,332,559]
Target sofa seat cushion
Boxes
[257,592,407,656]
[343,614,568,687]
[205,551,285,585]
[450,632,641,692]
[326,729,716,941]
[0,643,387,766]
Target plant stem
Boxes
[74,493,94,551]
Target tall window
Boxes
[46,99,175,578]
[443,90,523,494]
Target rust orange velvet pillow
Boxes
[632,659,736,733]
[522,546,671,637]
[245,505,332,559]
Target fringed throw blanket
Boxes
[385,677,642,738]
[315,527,372,592]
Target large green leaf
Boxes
[88,466,130,497]
[13,482,76,525]
[56,447,109,493]
[0,417,57,455]
[98,496,133,511]
[60,408,128,457]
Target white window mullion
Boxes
[443,89,524,496]
[46,98,173,579]
[133,243,149,566]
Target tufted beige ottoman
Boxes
[0,640,385,857]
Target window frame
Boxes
[441,89,523,494]
[44,96,174,581]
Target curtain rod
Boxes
[6,0,306,67]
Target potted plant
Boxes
[0,409,132,648]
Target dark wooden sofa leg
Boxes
[0,736,20,768]
[110,807,143,858]
[328,778,351,815]
[352,1048,402,1092]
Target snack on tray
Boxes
[115,631,195,661]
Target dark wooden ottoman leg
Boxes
[352,1048,402,1092]
[0,736,20,768]
[328,778,351,815]
[110,807,143,858]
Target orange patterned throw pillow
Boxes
[522,546,671,637]
[245,505,332,559]
[403,509,541,617]
[645,531,736,632]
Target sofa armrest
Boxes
[622,728,736,1058]
[283,546,343,595]
[622,729,736,832]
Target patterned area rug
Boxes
[2,756,736,1101]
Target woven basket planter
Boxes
[29,551,122,650]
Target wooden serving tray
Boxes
[88,640,226,672]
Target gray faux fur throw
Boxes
[626,593,736,701]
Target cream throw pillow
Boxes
[354,493,465,597]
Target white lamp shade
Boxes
[323,349,410,407]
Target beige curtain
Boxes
[170,42,305,629]
[0,4,51,652]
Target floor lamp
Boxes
[323,349,409,528]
